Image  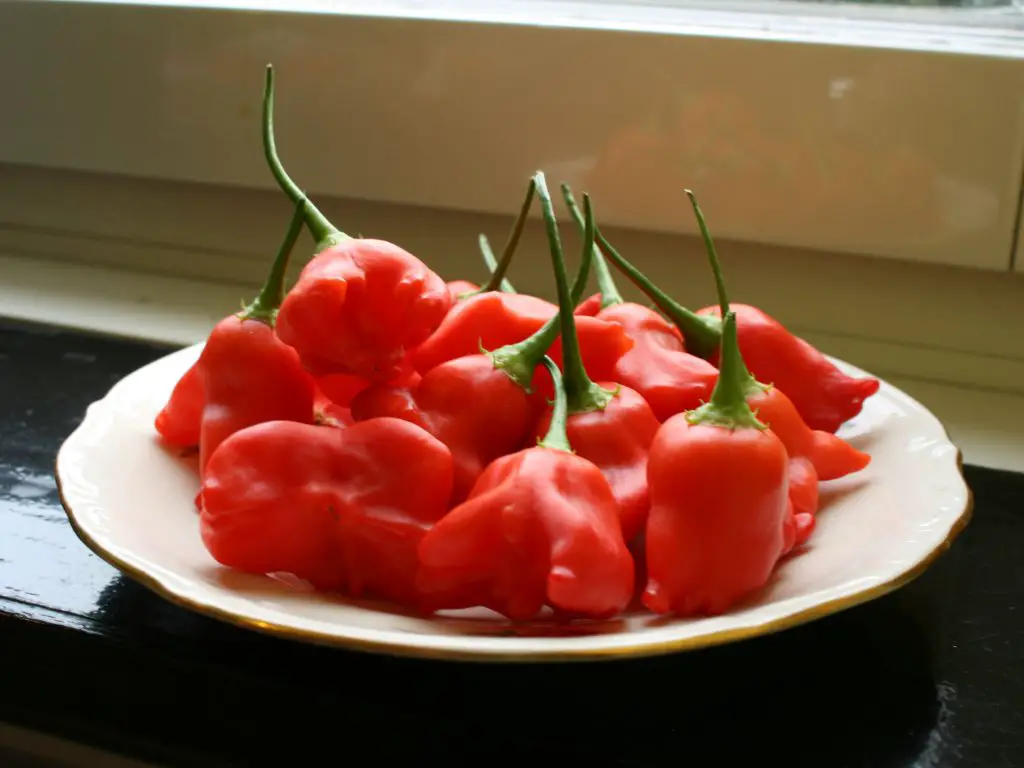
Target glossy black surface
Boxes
[0,317,1021,767]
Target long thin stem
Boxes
[561,183,623,309]
[487,172,595,390]
[536,187,614,413]
[477,235,517,293]
[240,196,307,325]
[537,357,572,453]
[262,65,347,250]
[594,226,722,359]
[478,178,535,293]
[685,189,729,318]
[686,312,765,430]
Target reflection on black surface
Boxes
[89,563,951,767]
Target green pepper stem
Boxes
[262,65,348,252]
[685,189,729,318]
[477,235,518,293]
[686,312,765,431]
[537,357,572,453]
[488,172,594,391]
[477,179,534,293]
[683,189,765,395]
[561,183,623,309]
[541,190,615,414]
[239,196,306,325]
[594,226,721,359]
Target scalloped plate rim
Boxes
[54,342,973,662]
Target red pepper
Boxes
[261,66,451,381]
[561,185,718,421]
[573,292,603,317]
[416,357,635,621]
[154,361,204,448]
[315,360,421,409]
[595,194,880,433]
[530,188,660,543]
[154,199,316,465]
[200,417,453,603]
[351,173,599,504]
[411,286,632,385]
[686,189,871,530]
[644,311,790,616]
[312,384,355,429]
[194,200,317,473]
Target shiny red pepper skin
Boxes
[276,239,452,382]
[355,177,607,503]
[411,291,632,386]
[645,413,790,616]
[532,383,659,542]
[747,384,870,516]
[412,292,553,373]
[315,360,421,408]
[699,304,881,434]
[156,198,317,469]
[351,355,538,504]
[600,303,717,422]
[200,418,454,603]
[197,319,316,472]
[574,293,604,317]
[154,361,204,448]
[644,312,791,617]
[416,441,634,621]
[589,192,881,433]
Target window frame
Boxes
[1,0,1023,272]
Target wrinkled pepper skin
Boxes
[747,384,871,483]
[644,418,790,616]
[200,418,454,603]
[161,198,318,472]
[351,355,538,504]
[197,319,316,472]
[416,446,635,621]
[573,293,604,317]
[600,303,717,422]
[746,383,870,518]
[533,384,659,542]
[276,238,452,382]
[643,311,791,617]
[315,360,421,408]
[154,361,204,448]
[412,292,555,374]
[699,304,881,434]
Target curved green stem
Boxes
[263,65,348,252]
[477,235,517,293]
[488,172,595,391]
[537,357,572,453]
[594,226,721,359]
[542,190,614,414]
[685,189,729,318]
[684,189,765,395]
[687,312,765,430]
[477,178,534,293]
[561,183,623,309]
[239,196,306,325]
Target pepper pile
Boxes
[154,65,876,621]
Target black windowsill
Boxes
[1,316,1021,767]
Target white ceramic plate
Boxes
[56,343,972,662]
